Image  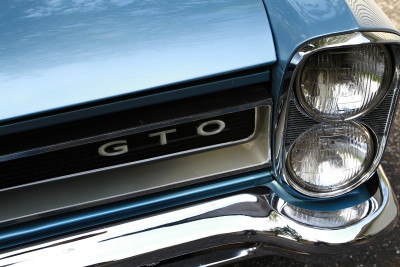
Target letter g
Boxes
[98,140,128,156]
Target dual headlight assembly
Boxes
[281,32,400,198]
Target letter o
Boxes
[197,120,225,136]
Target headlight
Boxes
[296,44,391,121]
[278,32,400,199]
[286,122,374,196]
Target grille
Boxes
[0,109,256,189]
[285,99,318,147]
[359,89,395,136]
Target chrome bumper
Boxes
[0,166,398,267]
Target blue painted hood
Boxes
[0,0,276,122]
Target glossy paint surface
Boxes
[0,0,276,122]
[264,0,358,93]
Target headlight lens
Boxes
[287,122,374,196]
[297,45,391,121]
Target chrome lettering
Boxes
[98,140,129,156]
[197,120,225,136]
[148,129,177,145]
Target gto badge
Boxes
[98,119,226,156]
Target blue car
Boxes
[0,0,399,266]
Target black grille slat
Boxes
[359,90,395,135]
[285,99,318,147]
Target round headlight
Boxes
[297,44,391,121]
[287,122,374,197]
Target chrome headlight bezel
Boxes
[275,31,400,198]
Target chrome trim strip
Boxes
[275,31,400,198]
[297,32,400,56]
[0,166,397,266]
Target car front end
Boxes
[0,1,399,266]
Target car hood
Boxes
[0,0,276,122]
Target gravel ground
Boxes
[377,0,400,30]
[227,1,400,266]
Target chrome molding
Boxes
[0,166,397,267]
[297,32,400,56]
[274,31,400,198]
